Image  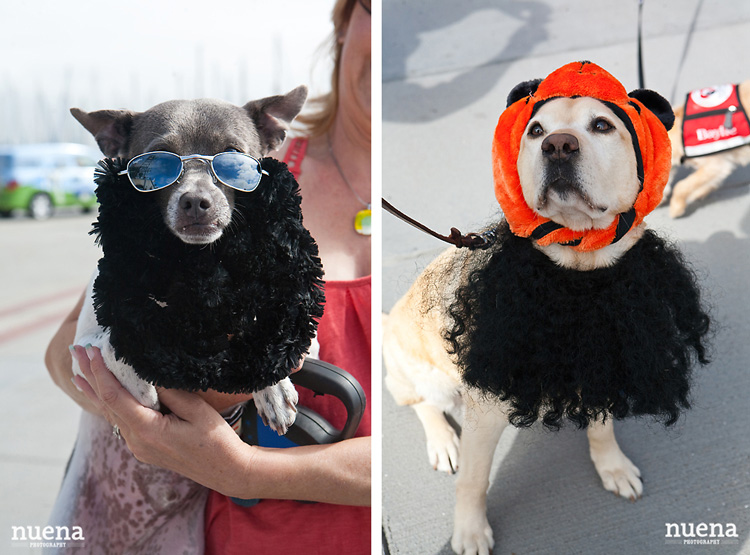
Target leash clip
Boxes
[450,227,497,250]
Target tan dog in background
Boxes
[665,80,750,218]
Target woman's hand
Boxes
[72,345,371,506]
[71,344,250,497]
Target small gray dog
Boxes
[47,87,309,554]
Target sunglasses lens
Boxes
[212,152,263,191]
[127,152,182,191]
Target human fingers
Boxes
[67,345,107,415]
[71,344,131,431]
[156,387,221,426]
[71,373,104,413]
[80,345,159,430]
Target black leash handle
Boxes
[382,198,496,250]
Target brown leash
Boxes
[382,198,497,250]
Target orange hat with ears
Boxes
[492,61,675,252]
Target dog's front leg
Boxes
[669,158,735,218]
[587,416,642,501]
[74,272,159,410]
[451,390,508,555]
[253,377,299,435]
[252,337,318,435]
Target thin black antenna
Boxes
[637,0,645,89]
[669,0,705,104]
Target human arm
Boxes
[45,291,104,415]
[72,344,371,506]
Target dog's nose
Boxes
[542,133,580,161]
[180,192,212,218]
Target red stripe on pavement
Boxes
[0,287,84,319]
[0,309,72,345]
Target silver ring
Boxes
[112,425,121,439]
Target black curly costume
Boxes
[445,221,710,429]
[91,157,325,394]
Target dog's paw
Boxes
[100,342,159,410]
[669,197,687,218]
[426,422,460,474]
[591,446,643,501]
[253,377,299,435]
[451,510,494,555]
[307,335,320,360]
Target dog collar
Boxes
[493,61,674,252]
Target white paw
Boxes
[253,377,298,435]
[426,422,460,473]
[591,447,643,501]
[451,510,494,555]
[308,335,320,360]
[101,341,159,410]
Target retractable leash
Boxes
[231,358,366,507]
[382,198,498,250]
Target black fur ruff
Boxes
[91,157,325,394]
[445,221,710,429]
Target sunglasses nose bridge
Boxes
[181,157,219,185]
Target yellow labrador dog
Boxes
[665,80,750,218]
[384,62,710,554]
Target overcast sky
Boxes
[0,0,335,145]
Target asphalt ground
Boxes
[382,1,750,554]
[0,211,100,553]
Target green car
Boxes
[0,143,101,220]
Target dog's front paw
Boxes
[100,342,159,410]
[591,446,643,501]
[253,377,298,435]
[308,335,320,360]
[451,509,494,555]
[426,420,460,474]
[669,197,688,218]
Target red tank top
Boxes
[204,139,371,554]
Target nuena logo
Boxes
[665,522,739,545]
[11,525,85,548]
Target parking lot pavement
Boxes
[382,1,750,553]
[0,214,100,553]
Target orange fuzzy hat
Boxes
[493,61,674,252]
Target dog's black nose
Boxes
[180,192,212,218]
[542,133,579,161]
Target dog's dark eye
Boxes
[592,118,613,133]
[528,122,545,137]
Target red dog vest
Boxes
[682,84,750,157]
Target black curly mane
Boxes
[445,221,710,429]
[91,157,325,394]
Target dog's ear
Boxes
[628,89,675,131]
[71,108,137,158]
[506,79,542,107]
[244,85,309,153]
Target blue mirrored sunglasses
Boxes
[118,151,268,193]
